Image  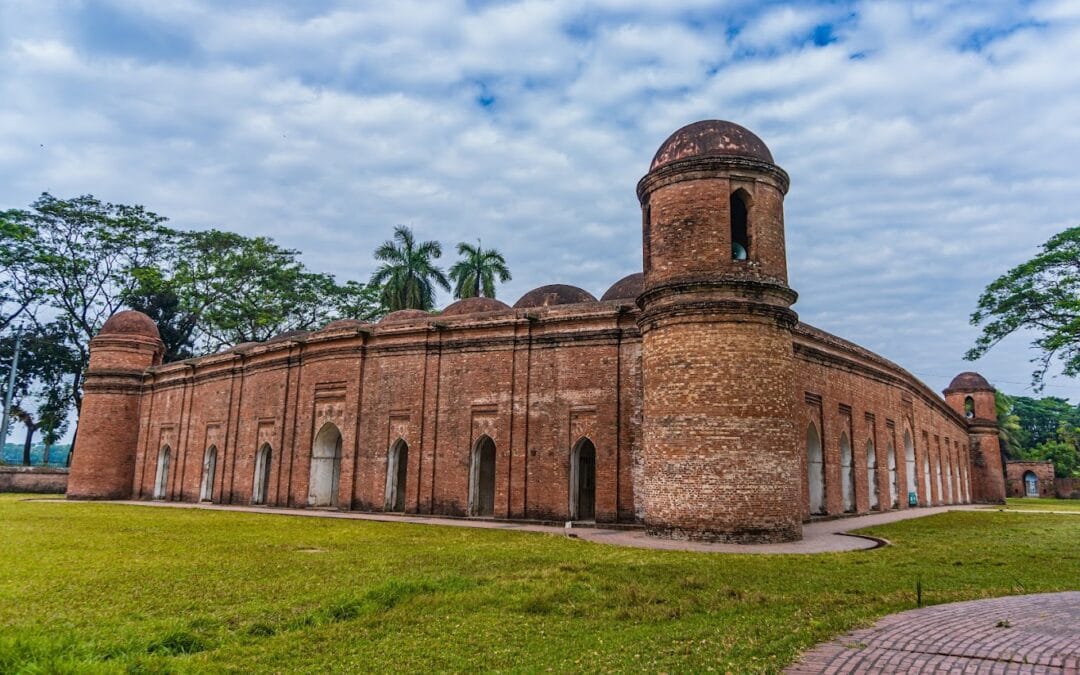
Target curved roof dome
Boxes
[267,329,309,343]
[379,309,434,324]
[513,284,597,309]
[441,297,511,317]
[319,319,367,332]
[650,120,773,171]
[99,310,160,340]
[601,273,644,302]
[946,372,993,391]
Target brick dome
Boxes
[319,319,367,332]
[379,309,434,324]
[513,284,597,309]
[601,273,644,301]
[650,120,773,171]
[945,372,993,392]
[441,297,511,317]
[99,310,160,340]
[267,329,310,342]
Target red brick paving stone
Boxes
[786,592,1080,674]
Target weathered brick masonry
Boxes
[67,120,1006,543]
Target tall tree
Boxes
[0,211,44,333]
[7,193,177,412]
[448,240,511,299]
[369,226,449,311]
[966,225,1080,389]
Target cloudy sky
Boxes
[2,0,1079,405]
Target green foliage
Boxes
[448,240,512,299]
[967,225,1080,388]
[0,497,1075,672]
[369,226,450,311]
[995,393,1080,477]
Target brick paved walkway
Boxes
[787,592,1080,673]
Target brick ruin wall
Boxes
[127,299,973,524]
[1005,461,1056,498]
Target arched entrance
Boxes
[154,446,171,500]
[807,423,825,515]
[308,423,343,508]
[887,441,898,508]
[866,439,879,510]
[922,451,931,505]
[469,435,496,517]
[904,430,916,506]
[934,454,944,505]
[385,439,408,512]
[1023,471,1039,497]
[570,438,596,521]
[840,432,855,512]
[200,446,217,502]
[252,443,272,505]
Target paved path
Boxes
[56,499,983,554]
[787,592,1080,673]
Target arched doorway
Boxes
[866,439,879,510]
[570,438,596,521]
[934,454,944,505]
[154,446,171,500]
[469,436,496,517]
[840,432,855,512]
[904,430,916,506]
[887,441,898,508]
[943,450,954,503]
[252,443,272,505]
[385,439,408,512]
[200,446,217,502]
[806,423,825,515]
[308,423,343,508]
[1023,471,1039,497]
[922,450,932,505]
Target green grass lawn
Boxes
[1003,496,1080,512]
[1,496,1077,673]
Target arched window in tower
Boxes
[730,190,751,261]
[964,396,975,419]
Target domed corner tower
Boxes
[67,310,164,500]
[943,372,1006,504]
[636,120,801,543]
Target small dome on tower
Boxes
[945,372,993,392]
[441,297,511,317]
[99,310,160,340]
[601,273,644,302]
[650,120,774,171]
[513,284,597,309]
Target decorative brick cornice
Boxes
[637,155,790,203]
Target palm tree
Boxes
[448,240,512,299]
[369,226,450,311]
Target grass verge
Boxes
[1003,496,1080,512]
[0,495,1076,672]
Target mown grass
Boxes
[0,495,1077,673]
[1004,496,1080,512]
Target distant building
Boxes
[1005,460,1055,498]
[67,121,1005,543]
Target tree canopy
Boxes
[448,240,511,299]
[370,225,450,311]
[967,225,1080,388]
[995,391,1080,478]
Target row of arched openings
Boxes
[807,424,959,515]
[153,427,598,519]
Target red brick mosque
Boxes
[67,120,1006,543]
